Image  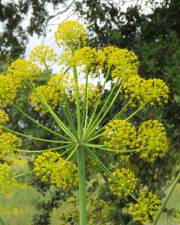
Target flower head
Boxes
[128,191,160,224]
[96,46,119,68]
[29,45,57,68]
[136,120,169,162]
[143,78,169,105]
[55,20,87,49]
[123,76,169,107]
[0,132,22,159]
[7,58,42,87]
[103,119,136,151]
[108,168,138,198]
[0,74,17,108]
[0,110,9,124]
[33,151,78,189]
[30,73,72,113]
[71,83,100,108]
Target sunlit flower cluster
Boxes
[7,58,42,87]
[96,46,119,68]
[136,120,169,161]
[123,75,169,106]
[30,73,72,113]
[71,83,100,108]
[0,74,17,108]
[0,132,22,159]
[103,119,136,151]
[33,151,78,189]
[0,110,9,124]
[96,46,139,81]
[128,191,160,224]
[59,47,97,75]
[54,20,87,49]
[108,168,138,197]
[29,45,57,68]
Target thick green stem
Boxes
[77,147,87,225]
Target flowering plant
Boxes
[0,20,179,225]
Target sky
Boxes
[24,0,164,57]
[0,0,164,58]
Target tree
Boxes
[0,0,69,59]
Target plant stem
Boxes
[1,125,70,144]
[77,147,87,225]
[13,103,68,139]
[152,172,180,225]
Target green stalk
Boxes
[83,72,89,130]
[13,143,72,153]
[126,104,146,121]
[113,101,131,119]
[83,80,118,139]
[87,83,122,138]
[85,66,111,133]
[13,103,68,140]
[77,147,87,225]
[1,125,70,144]
[73,66,81,138]
[29,80,75,140]
[152,172,180,225]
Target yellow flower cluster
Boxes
[54,20,87,49]
[96,46,119,68]
[29,45,57,68]
[0,163,16,192]
[0,74,17,108]
[7,58,42,87]
[108,168,138,198]
[59,47,97,74]
[33,151,78,189]
[103,119,136,151]
[30,73,72,113]
[136,120,169,162]
[123,75,169,106]
[0,132,22,159]
[0,110,9,124]
[71,83,100,107]
[128,191,160,224]
[96,46,139,81]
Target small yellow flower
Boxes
[128,191,160,224]
[55,20,87,49]
[71,83,101,108]
[7,58,42,87]
[108,168,138,198]
[29,45,57,68]
[33,151,78,189]
[136,120,169,162]
[0,132,22,159]
[123,76,169,107]
[96,46,119,68]
[103,119,136,151]
[0,110,9,124]
[0,74,17,108]
[30,73,72,113]
[143,78,169,105]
